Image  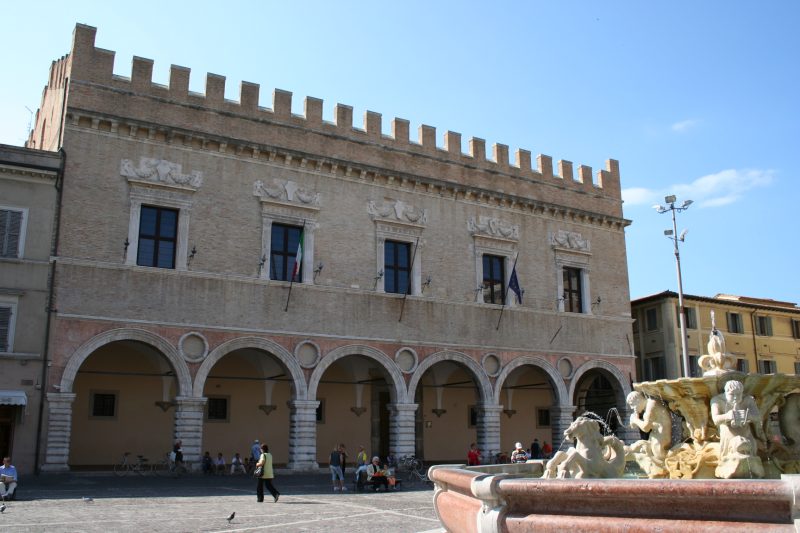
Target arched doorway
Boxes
[570,361,630,435]
[310,351,402,465]
[409,353,492,463]
[496,365,558,458]
[70,340,179,467]
[199,348,295,466]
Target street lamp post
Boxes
[654,195,693,378]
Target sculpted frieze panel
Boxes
[368,199,427,225]
[467,216,519,241]
[121,157,203,189]
[550,230,590,252]
[254,179,320,207]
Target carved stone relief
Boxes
[550,230,589,251]
[121,158,203,189]
[253,179,320,206]
[368,199,428,225]
[467,216,519,241]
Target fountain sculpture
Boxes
[429,311,800,531]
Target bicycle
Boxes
[397,455,429,485]
[151,453,172,476]
[114,452,148,476]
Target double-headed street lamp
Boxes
[654,195,693,378]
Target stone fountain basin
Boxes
[429,463,800,532]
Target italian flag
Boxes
[291,231,304,281]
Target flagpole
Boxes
[496,252,519,330]
[284,220,306,312]
[398,237,420,322]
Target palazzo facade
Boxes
[29,24,636,471]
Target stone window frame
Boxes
[374,221,424,296]
[0,205,28,259]
[89,390,118,419]
[472,238,518,306]
[0,295,18,354]
[551,231,593,314]
[125,186,194,271]
[258,205,318,285]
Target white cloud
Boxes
[671,119,700,132]
[622,169,774,208]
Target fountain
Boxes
[429,313,800,531]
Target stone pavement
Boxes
[0,472,443,532]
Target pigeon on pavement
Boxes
[226,511,235,523]
[82,497,94,503]
[0,503,6,513]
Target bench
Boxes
[354,472,402,492]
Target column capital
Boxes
[387,403,419,413]
[476,403,504,415]
[289,400,320,410]
[175,396,208,408]
[46,392,77,403]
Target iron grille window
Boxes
[91,393,116,417]
[0,209,23,258]
[562,267,583,313]
[137,206,178,268]
[384,240,411,294]
[727,312,744,334]
[207,397,228,421]
[482,255,506,304]
[537,408,551,428]
[270,223,303,281]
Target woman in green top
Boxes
[256,444,280,503]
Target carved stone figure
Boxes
[698,312,736,375]
[624,391,672,478]
[542,417,626,479]
[467,216,519,240]
[253,179,321,206]
[710,380,764,478]
[120,157,203,188]
[367,199,428,224]
[550,230,589,251]
[779,393,800,446]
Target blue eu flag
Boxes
[508,267,522,304]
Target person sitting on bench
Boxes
[0,456,18,501]
[366,456,389,492]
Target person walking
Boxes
[255,444,280,503]
[531,438,541,459]
[251,439,261,462]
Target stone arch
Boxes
[307,345,407,403]
[568,359,631,407]
[408,350,493,404]
[60,328,192,397]
[492,356,568,406]
[193,336,307,400]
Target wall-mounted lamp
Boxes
[123,238,130,260]
[373,269,384,290]
[188,245,197,266]
[422,275,432,293]
[313,261,324,281]
[258,254,267,277]
[592,296,602,308]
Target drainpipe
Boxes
[33,147,66,475]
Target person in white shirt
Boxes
[230,453,246,475]
[214,453,226,475]
[0,457,18,500]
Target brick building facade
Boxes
[29,24,636,471]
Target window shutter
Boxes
[766,317,773,336]
[0,306,11,352]
[0,210,23,258]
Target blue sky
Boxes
[2,1,798,303]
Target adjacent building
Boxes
[28,24,636,472]
[0,144,62,474]
[632,291,800,380]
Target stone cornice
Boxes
[65,108,631,232]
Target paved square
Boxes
[0,473,441,532]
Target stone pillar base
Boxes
[288,400,320,470]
